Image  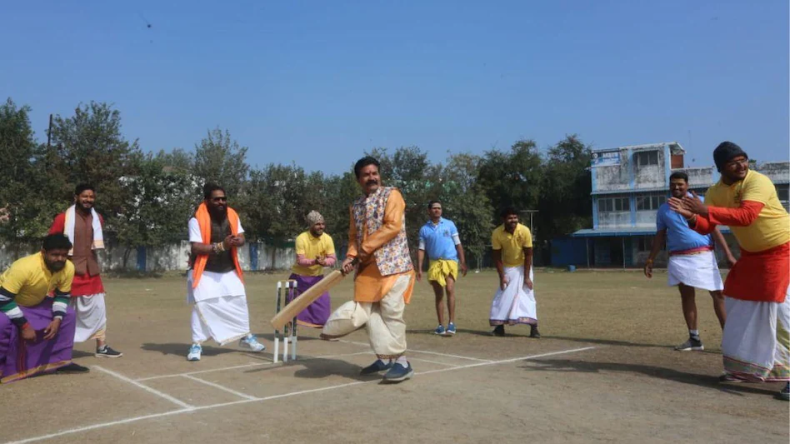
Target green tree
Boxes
[243,163,307,241]
[538,134,592,239]
[437,153,493,268]
[49,102,142,237]
[114,154,198,268]
[0,99,69,251]
[477,140,544,227]
[193,128,249,197]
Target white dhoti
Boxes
[187,270,251,346]
[322,274,410,359]
[69,293,107,342]
[490,266,537,326]
[721,287,790,382]
[667,251,724,291]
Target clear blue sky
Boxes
[2,0,788,173]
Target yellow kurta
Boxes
[347,189,415,304]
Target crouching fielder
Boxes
[186,184,265,362]
[321,156,416,383]
[489,207,539,338]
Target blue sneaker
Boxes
[360,359,393,375]
[434,324,446,335]
[383,362,414,383]
[239,334,266,352]
[187,344,202,361]
[446,323,456,335]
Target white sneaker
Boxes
[187,344,202,361]
[239,335,265,352]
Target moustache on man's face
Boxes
[366,180,378,186]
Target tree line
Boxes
[0,98,592,265]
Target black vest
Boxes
[202,217,235,273]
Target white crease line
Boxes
[408,357,460,367]
[338,339,493,362]
[93,366,194,410]
[181,374,258,401]
[137,362,271,381]
[9,346,596,444]
[417,347,598,376]
[136,351,372,381]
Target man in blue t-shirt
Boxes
[417,201,467,335]
[644,172,736,352]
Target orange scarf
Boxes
[192,202,244,288]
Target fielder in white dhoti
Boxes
[645,171,735,352]
[489,207,539,338]
[185,184,265,362]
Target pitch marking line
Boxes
[408,356,459,367]
[93,366,194,410]
[8,346,595,444]
[339,340,494,362]
[181,374,258,401]
[135,351,372,382]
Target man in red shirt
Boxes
[49,184,122,358]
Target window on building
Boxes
[598,196,630,216]
[777,185,789,203]
[636,151,659,167]
[636,193,667,211]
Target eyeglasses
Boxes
[725,158,749,168]
[212,197,227,202]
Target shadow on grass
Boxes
[141,342,238,357]
[251,333,323,343]
[71,349,95,358]
[523,358,783,397]
[244,356,377,382]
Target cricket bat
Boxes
[270,269,346,330]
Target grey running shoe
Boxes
[675,338,704,351]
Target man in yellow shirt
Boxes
[671,141,789,401]
[287,211,336,328]
[490,207,539,338]
[0,234,88,383]
[321,156,416,383]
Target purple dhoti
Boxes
[0,299,76,383]
[287,273,331,328]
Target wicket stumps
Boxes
[274,280,298,363]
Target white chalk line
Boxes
[136,351,371,381]
[416,346,597,376]
[338,339,493,362]
[8,346,596,444]
[407,356,459,367]
[181,374,258,401]
[93,366,194,410]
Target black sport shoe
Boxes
[674,338,704,351]
[96,346,123,358]
[530,326,541,339]
[56,363,90,374]
[360,359,393,375]
[492,325,505,337]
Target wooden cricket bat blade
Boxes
[270,270,346,330]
